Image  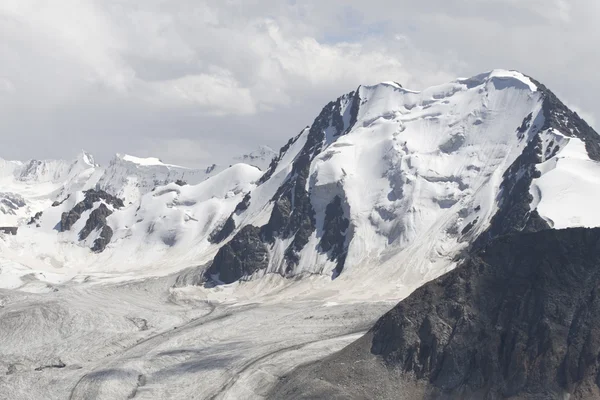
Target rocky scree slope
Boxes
[271,228,600,400]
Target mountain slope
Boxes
[94,153,211,205]
[233,145,277,170]
[1,70,599,400]
[266,73,600,398]
[0,151,99,226]
[201,70,600,296]
[0,146,275,226]
[271,228,600,400]
[2,69,599,297]
[0,163,262,289]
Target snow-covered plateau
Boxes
[1,70,599,399]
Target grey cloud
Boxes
[0,0,598,167]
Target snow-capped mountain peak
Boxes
[233,145,277,170]
[2,69,599,299]
[114,153,189,169]
[77,150,98,168]
[0,146,265,227]
[199,69,600,293]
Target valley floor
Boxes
[0,274,392,400]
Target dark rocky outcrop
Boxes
[57,189,123,252]
[272,228,600,399]
[208,216,236,244]
[261,89,360,272]
[0,227,18,235]
[206,90,361,283]
[52,195,70,207]
[208,194,252,244]
[319,195,350,276]
[204,225,269,284]
[516,112,533,140]
[34,359,66,372]
[258,129,307,185]
[60,189,124,232]
[531,78,600,161]
[28,211,43,226]
[234,193,252,213]
[481,135,550,242]
[90,225,114,253]
[79,203,114,252]
[0,192,26,216]
[477,79,600,246]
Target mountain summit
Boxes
[1,70,600,399]
[200,69,600,294]
[3,70,599,295]
[265,71,600,399]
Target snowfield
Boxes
[530,133,600,228]
[0,70,599,399]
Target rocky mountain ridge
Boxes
[272,228,600,399]
[0,146,276,226]
[199,70,600,290]
[2,70,599,298]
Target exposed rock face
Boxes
[482,135,550,241]
[52,195,70,207]
[208,216,236,244]
[208,194,252,245]
[28,211,43,226]
[58,189,123,252]
[0,227,18,235]
[60,189,124,232]
[206,90,360,282]
[33,358,66,371]
[262,92,358,268]
[319,195,350,276]
[0,193,26,216]
[258,129,307,185]
[272,228,600,399]
[532,78,600,161]
[204,225,269,284]
[259,104,330,257]
[234,193,252,213]
[90,226,113,253]
[478,81,600,244]
[79,203,114,253]
[205,164,217,174]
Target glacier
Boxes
[0,70,599,399]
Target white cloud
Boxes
[0,0,598,165]
[143,69,256,115]
[0,1,428,115]
[0,78,14,95]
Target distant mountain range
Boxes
[2,70,600,399]
[0,146,276,226]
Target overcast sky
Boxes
[1,0,598,167]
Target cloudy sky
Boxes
[1,0,598,167]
